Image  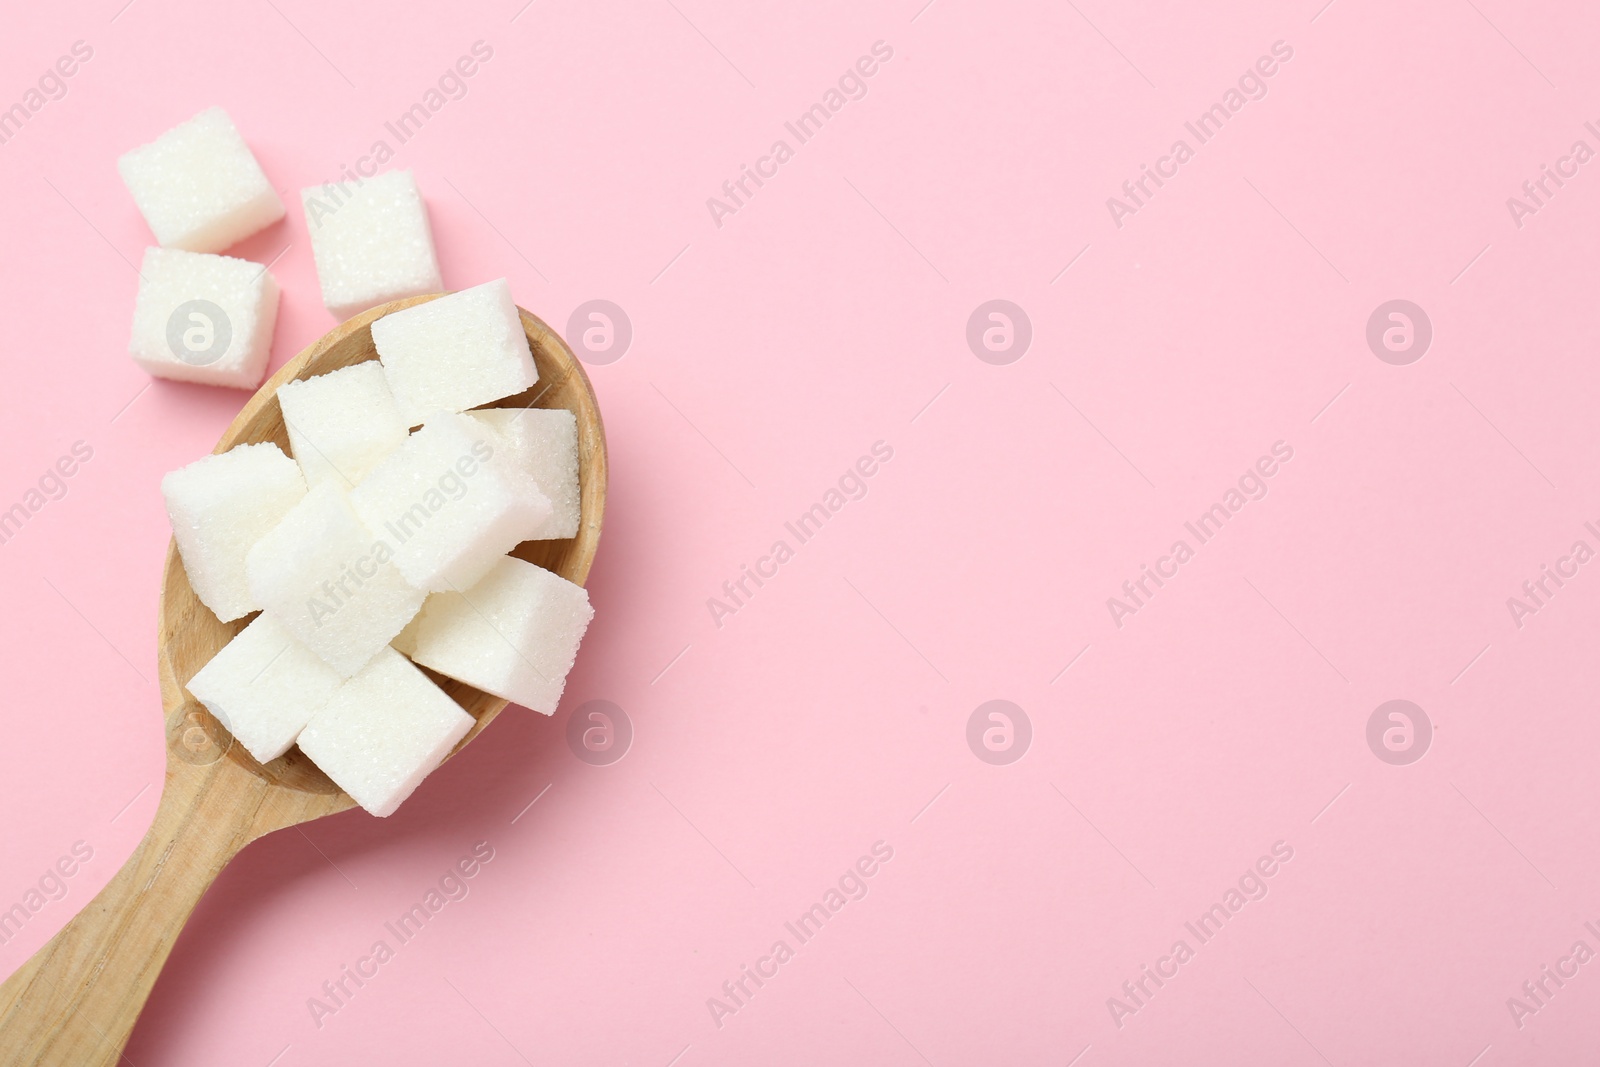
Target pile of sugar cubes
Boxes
[133,108,595,817]
[170,281,592,816]
[120,106,445,387]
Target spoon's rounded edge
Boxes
[154,293,609,818]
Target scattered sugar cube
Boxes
[277,361,408,489]
[185,613,342,763]
[245,481,426,677]
[129,247,280,389]
[395,556,593,715]
[471,408,580,539]
[297,647,473,816]
[117,107,286,253]
[372,279,537,425]
[302,170,442,320]
[350,412,551,593]
[162,442,306,622]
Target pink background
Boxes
[3,0,1600,1063]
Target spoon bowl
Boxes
[0,295,607,1066]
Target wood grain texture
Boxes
[0,295,607,1066]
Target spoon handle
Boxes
[0,758,253,1067]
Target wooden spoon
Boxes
[0,295,608,1066]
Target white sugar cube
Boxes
[395,556,593,715]
[162,442,306,622]
[302,170,442,320]
[277,361,408,489]
[470,408,580,539]
[297,647,473,816]
[117,107,286,253]
[372,279,537,425]
[350,412,551,593]
[130,247,280,389]
[185,613,342,763]
[245,481,426,677]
